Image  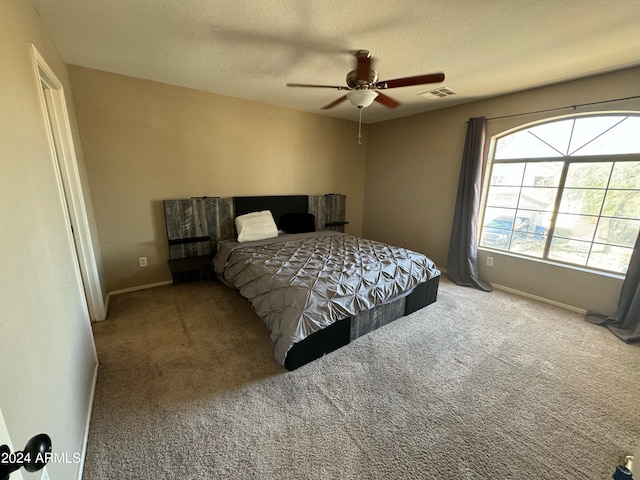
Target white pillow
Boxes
[235,210,278,242]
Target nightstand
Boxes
[167,254,215,283]
[166,236,216,284]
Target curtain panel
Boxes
[587,232,640,342]
[446,117,492,292]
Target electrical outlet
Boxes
[40,466,51,480]
[138,257,148,267]
[486,256,494,267]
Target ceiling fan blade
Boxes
[321,96,347,109]
[355,50,373,83]
[374,92,400,109]
[287,83,348,90]
[376,72,445,89]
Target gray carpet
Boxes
[84,278,640,479]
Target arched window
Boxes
[480,114,640,274]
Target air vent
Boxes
[418,86,457,98]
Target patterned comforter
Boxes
[213,231,440,365]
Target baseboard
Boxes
[103,281,174,317]
[631,440,640,474]
[491,283,587,314]
[440,270,584,314]
[77,360,99,480]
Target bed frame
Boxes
[163,194,440,370]
[284,276,439,370]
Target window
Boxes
[480,114,640,274]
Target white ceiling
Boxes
[31,0,640,124]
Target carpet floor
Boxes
[83,277,640,479]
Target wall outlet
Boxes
[138,256,148,267]
[486,256,494,267]
[40,466,51,480]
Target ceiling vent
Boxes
[419,86,457,99]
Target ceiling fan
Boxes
[286,50,445,110]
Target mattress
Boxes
[213,231,440,365]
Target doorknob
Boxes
[0,433,51,480]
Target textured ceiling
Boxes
[31,0,640,123]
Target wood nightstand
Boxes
[167,253,215,284]
[165,235,216,284]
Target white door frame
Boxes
[31,45,106,322]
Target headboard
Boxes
[163,194,347,260]
[234,195,309,229]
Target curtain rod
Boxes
[485,94,640,122]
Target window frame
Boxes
[479,113,640,276]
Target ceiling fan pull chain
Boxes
[357,106,363,145]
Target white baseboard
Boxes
[102,281,173,318]
[107,280,173,297]
[631,440,640,474]
[77,360,99,480]
[438,271,585,314]
[491,283,587,314]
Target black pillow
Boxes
[279,213,316,234]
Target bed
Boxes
[211,195,441,370]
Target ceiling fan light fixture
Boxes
[347,90,378,108]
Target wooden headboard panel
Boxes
[163,194,346,259]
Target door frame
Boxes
[31,45,106,322]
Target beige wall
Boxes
[364,66,640,314]
[66,55,638,312]
[68,66,368,292]
[0,1,99,478]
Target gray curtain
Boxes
[446,117,492,291]
[586,232,640,342]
